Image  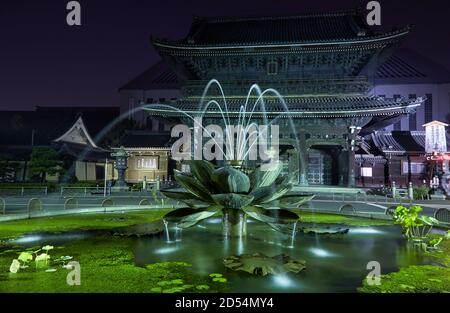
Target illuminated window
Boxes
[402,162,425,174]
[136,157,158,169]
[360,167,373,177]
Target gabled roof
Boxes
[375,48,450,84]
[0,106,119,148]
[153,10,409,49]
[53,116,98,148]
[119,61,180,91]
[364,131,436,155]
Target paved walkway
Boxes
[0,189,449,222]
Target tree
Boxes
[28,147,62,182]
[0,154,19,182]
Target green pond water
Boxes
[8,218,432,292]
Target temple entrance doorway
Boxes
[307,145,342,186]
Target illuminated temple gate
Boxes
[147,10,424,186]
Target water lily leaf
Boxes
[249,161,283,190]
[185,160,216,189]
[164,206,220,228]
[212,277,227,283]
[209,273,223,278]
[35,253,50,268]
[243,206,299,224]
[150,287,162,292]
[174,170,212,201]
[196,285,210,290]
[18,252,33,263]
[211,166,250,193]
[212,194,254,209]
[42,245,54,251]
[45,268,57,273]
[9,259,20,273]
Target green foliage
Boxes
[413,186,430,200]
[358,265,450,293]
[0,154,20,182]
[9,245,58,273]
[0,210,170,240]
[393,206,439,240]
[0,238,229,293]
[28,147,63,182]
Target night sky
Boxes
[1,0,450,110]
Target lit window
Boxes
[136,157,158,169]
[360,167,373,177]
[402,162,425,174]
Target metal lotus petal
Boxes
[249,161,283,190]
[277,194,315,209]
[211,166,250,194]
[185,160,216,189]
[160,189,209,208]
[161,189,201,200]
[173,170,212,202]
[163,206,220,228]
[243,206,299,224]
[212,193,254,209]
[250,182,293,204]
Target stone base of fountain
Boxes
[223,253,306,276]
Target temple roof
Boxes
[153,11,409,49]
[0,106,119,148]
[144,95,422,118]
[119,61,180,91]
[120,48,450,92]
[376,49,450,84]
[360,130,450,155]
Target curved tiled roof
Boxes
[119,61,180,91]
[143,96,422,118]
[153,11,409,48]
[369,131,427,154]
[376,49,450,84]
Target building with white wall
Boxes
[373,48,450,131]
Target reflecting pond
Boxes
[8,218,432,292]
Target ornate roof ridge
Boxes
[192,9,359,24]
[152,26,411,48]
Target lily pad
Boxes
[223,253,306,276]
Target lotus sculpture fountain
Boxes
[161,160,314,237]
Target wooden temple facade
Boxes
[145,11,424,186]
